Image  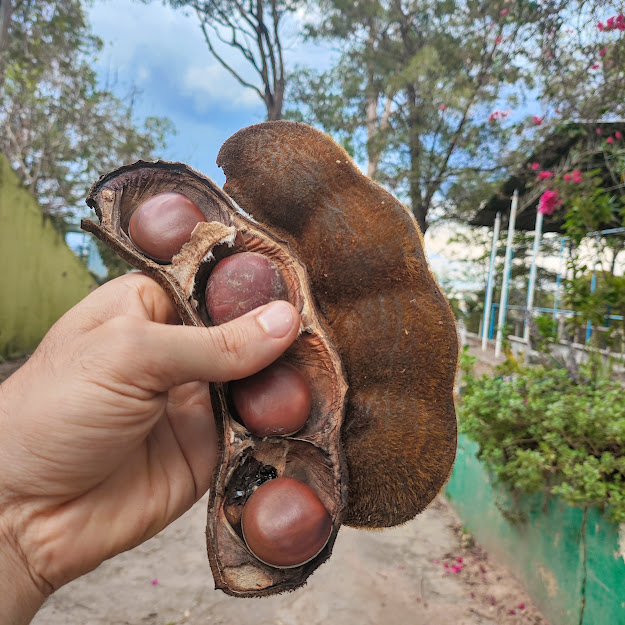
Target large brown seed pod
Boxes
[82,121,458,597]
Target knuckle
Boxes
[208,323,248,363]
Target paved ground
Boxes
[33,494,547,625]
[5,343,548,625]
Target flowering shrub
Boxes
[458,354,625,522]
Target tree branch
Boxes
[196,10,263,98]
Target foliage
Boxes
[458,359,625,522]
[0,0,174,229]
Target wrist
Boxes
[0,514,47,625]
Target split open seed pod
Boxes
[82,121,458,597]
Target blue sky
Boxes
[88,1,335,185]
[82,1,487,288]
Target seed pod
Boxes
[82,121,458,597]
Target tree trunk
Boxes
[405,85,427,233]
[265,83,283,121]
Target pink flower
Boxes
[597,128,602,135]
[495,35,503,44]
[532,115,543,125]
[451,563,464,573]
[563,173,572,181]
[538,189,561,215]
[591,63,600,70]
[598,21,605,31]
[518,603,526,610]
[572,169,581,177]
[456,557,463,563]
[616,131,622,139]
[439,104,446,111]
[531,162,540,170]
[489,110,509,122]
[600,48,607,57]
[537,171,553,180]
[509,610,517,615]
[607,136,615,144]
[500,9,508,15]
[151,578,159,586]
[444,562,449,568]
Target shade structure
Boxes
[471,120,625,233]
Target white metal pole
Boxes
[482,211,502,351]
[495,190,519,358]
[523,210,544,346]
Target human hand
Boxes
[0,273,300,624]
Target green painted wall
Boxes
[446,435,625,625]
[0,155,95,358]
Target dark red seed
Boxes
[206,252,288,324]
[128,192,206,262]
[231,362,312,437]
[241,477,332,568]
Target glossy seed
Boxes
[206,252,288,324]
[128,192,206,262]
[231,361,312,437]
[241,477,332,568]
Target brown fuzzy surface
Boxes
[217,121,459,528]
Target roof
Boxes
[471,120,625,232]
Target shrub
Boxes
[458,355,625,522]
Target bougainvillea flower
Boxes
[500,8,508,15]
[616,131,622,139]
[495,35,503,44]
[151,578,159,586]
[563,173,572,181]
[537,171,553,180]
[600,48,607,57]
[531,162,540,170]
[596,128,602,135]
[598,21,605,30]
[608,136,615,144]
[591,63,600,69]
[489,110,509,122]
[532,116,543,125]
[518,603,526,610]
[538,189,561,215]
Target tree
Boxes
[290,0,583,233]
[0,0,173,227]
[166,0,302,120]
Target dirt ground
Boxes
[5,343,548,625]
[34,494,547,625]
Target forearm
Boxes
[0,519,46,625]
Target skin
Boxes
[0,273,301,625]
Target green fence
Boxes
[446,435,625,625]
[0,155,95,358]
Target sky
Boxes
[88,0,335,185]
[83,1,487,288]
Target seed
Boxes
[241,477,332,568]
[231,361,312,437]
[128,192,205,262]
[206,252,288,324]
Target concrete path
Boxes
[34,494,548,625]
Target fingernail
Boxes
[257,301,295,338]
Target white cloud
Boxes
[182,65,261,113]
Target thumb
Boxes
[100,300,301,392]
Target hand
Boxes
[0,273,300,625]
